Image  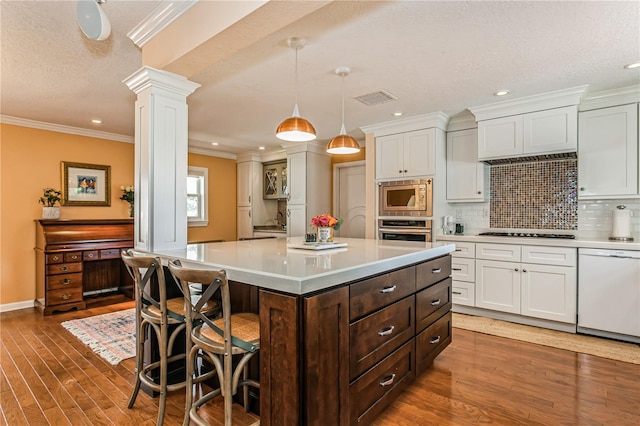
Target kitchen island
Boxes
[154,237,455,425]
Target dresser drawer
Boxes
[349,340,415,425]
[451,242,475,258]
[46,253,64,264]
[350,266,415,321]
[46,287,83,306]
[451,257,475,282]
[64,252,82,263]
[416,277,452,334]
[46,272,83,291]
[83,250,99,261]
[415,311,452,375]
[46,262,83,275]
[452,281,475,306]
[350,296,415,380]
[416,255,451,291]
[99,248,122,259]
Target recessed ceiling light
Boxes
[393,112,403,117]
[624,62,640,69]
[211,142,219,146]
[258,146,265,150]
[91,119,102,124]
[494,90,510,96]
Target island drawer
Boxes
[349,340,415,425]
[46,262,83,276]
[46,272,83,291]
[415,311,452,375]
[416,255,451,291]
[350,295,414,380]
[350,266,415,321]
[416,277,452,334]
[46,287,83,307]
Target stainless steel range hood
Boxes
[481,151,577,165]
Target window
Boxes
[187,166,208,227]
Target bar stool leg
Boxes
[127,319,145,408]
[243,365,249,412]
[224,353,233,426]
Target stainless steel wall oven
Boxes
[378,219,432,242]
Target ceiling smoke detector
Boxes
[354,90,398,106]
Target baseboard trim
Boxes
[452,304,577,333]
[0,300,36,313]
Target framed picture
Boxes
[61,162,111,206]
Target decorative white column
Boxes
[123,66,200,252]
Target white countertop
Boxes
[436,233,640,251]
[154,238,455,295]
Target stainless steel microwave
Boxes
[378,178,433,217]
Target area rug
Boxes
[452,313,640,365]
[61,308,136,366]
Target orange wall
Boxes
[187,152,237,243]
[0,124,236,306]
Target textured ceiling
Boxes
[2,1,639,156]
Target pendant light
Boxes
[327,66,360,154]
[276,37,316,142]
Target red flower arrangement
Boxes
[311,213,343,230]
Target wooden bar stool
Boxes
[121,250,217,426]
[168,259,261,426]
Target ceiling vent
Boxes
[354,90,398,106]
[482,152,577,165]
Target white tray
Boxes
[287,241,348,251]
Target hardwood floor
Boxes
[1,303,638,425]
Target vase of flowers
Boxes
[39,188,62,219]
[120,186,135,218]
[311,214,343,243]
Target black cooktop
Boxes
[478,232,575,239]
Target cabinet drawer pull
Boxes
[60,266,69,272]
[452,291,462,295]
[452,268,462,271]
[52,255,60,261]
[430,336,441,345]
[379,285,397,294]
[432,268,442,274]
[60,293,71,300]
[87,253,94,258]
[60,278,71,285]
[430,299,441,306]
[455,249,462,252]
[378,325,395,336]
[70,255,78,260]
[379,373,396,387]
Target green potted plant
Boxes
[39,188,62,219]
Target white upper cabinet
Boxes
[237,161,253,207]
[287,152,307,206]
[478,106,577,160]
[446,128,488,202]
[376,128,436,179]
[578,103,639,199]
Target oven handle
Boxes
[378,227,431,235]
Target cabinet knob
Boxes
[477,191,482,194]
[580,187,585,191]
[60,266,69,272]
[404,170,408,173]
[52,255,60,261]
[514,268,519,272]
[88,253,94,258]
[286,209,290,217]
[398,170,402,174]
[522,269,527,273]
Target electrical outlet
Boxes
[483,208,489,218]
[456,209,463,219]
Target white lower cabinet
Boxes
[237,207,252,240]
[451,242,476,307]
[475,243,576,323]
[286,204,307,238]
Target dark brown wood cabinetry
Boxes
[35,219,134,315]
[258,254,452,425]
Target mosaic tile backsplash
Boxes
[490,160,578,230]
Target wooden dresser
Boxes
[35,219,134,315]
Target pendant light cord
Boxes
[294,46,299,109]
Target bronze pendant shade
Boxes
[276,37,316,142]
[327,66,360,154]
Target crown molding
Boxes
[469,85,589,121]
[282,141,331,156]
[123,66,201,96]
[0,115,134,143]
[188,146,237,160]
[446,111,478,132]
[360,111,450,136]
[579,84,640,111]
[127,0,199,48]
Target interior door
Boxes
[335,163,365,238]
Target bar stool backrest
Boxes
[121,250,172,321]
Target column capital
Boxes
[123,66,200,96]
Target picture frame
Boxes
[61,161,111,206]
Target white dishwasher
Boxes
[578,248,640,343]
